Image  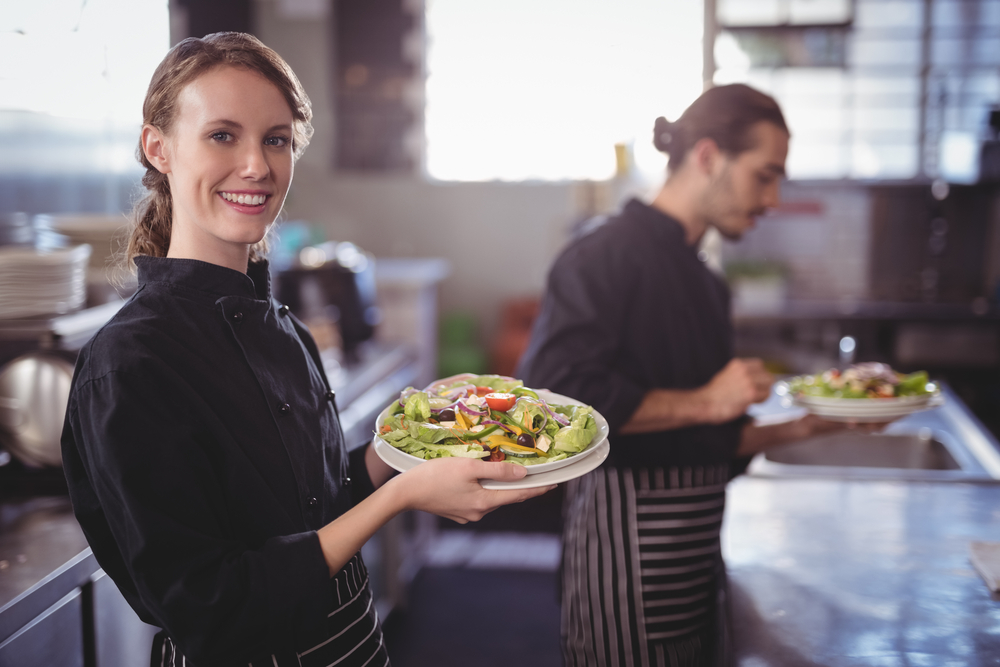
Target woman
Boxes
[61,32,552,667]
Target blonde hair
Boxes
[125,32,313,269]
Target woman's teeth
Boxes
[221,192,266,206]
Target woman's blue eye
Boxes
[211,132,232,142]
[265,135,289,147]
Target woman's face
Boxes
[144,65,295,270]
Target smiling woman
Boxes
[61,32,555,667]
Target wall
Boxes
[721,181,872,302]
[252,0,585,346]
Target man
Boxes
[518,84,835,667]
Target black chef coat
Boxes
[517,198,744,468]
[61,256,376,665]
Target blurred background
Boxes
[1,1,1000,665]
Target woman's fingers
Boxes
[472,460,529,481]
[394,457,557,524]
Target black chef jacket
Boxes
[517,198,744,468]
[61,256,376,665]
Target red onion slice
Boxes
[458,400,489,417]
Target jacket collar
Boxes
[134,256,272,302]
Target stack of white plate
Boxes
[34,214,130,290]
[0,244,91,319]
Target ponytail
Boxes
[126,169,172,265]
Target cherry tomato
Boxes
[475,386,494,397]
[484,392,517,412]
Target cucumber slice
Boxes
[499,445,538,459]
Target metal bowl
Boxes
[0,353,74,468]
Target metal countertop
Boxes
[724,476,1000,665]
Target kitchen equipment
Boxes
[0,244,91,319]
[868,183,996,303]
[275,242,379,362]
[0,352,74,468]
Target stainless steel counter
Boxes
[747,384,1000,481]
[724,476,1000,665]
[730,385,1000,664]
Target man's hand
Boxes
[619,357,774,434]
[697,358,773,424]
[737,413,890,457]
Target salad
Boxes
[787,362,935,399]
[377,374,598,466]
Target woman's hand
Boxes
[318,457,555,575]
[389,457,556,524]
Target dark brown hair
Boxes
[125,32,313,268]
[653,84,788,171]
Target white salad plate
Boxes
[373,436,610,489]
[777,381,945,423]
[373,388,611,487]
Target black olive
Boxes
[439,409,456,422]
[517,433,535,449]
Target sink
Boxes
[747,429,996,481]
[765,432,959,469]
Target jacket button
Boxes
[231,311,244,323]
[278,403,291,415]
[278,304,290,316]
[342,477,352,488]
[325,390,336,402]
[308,497,318,506]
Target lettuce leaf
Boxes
[404,391,431,422]
[509,400,546,432]
[554,407,597,453]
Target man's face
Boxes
[702,121,788,241]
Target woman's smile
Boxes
[218,190,272,210]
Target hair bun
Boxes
[653,116,673,152]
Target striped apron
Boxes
[561,465,730,667]
[151,553,389,667]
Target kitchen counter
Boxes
[724,476,1000,665]
[733,299,1000,323]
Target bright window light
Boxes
[424,0,705,182]
[0,0,170,122]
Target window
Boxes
[0,0,169,122]
[423,0,705,182]
[715,0,1000,181]
[0,0,170,214]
